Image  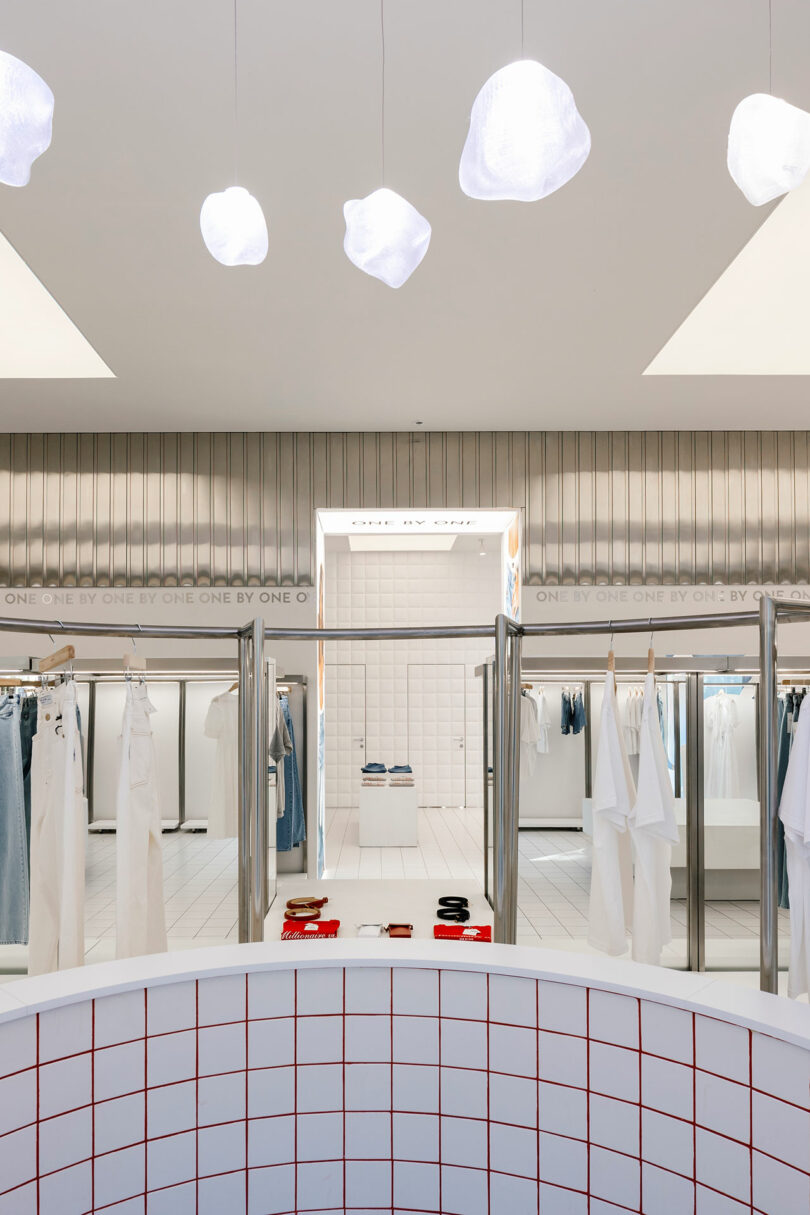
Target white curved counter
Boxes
[0,942,808,1214]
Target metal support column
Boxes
[493,615,509,943]
[250,618,268,941]
[505,626,522,945]
[759,595,779,993]
[237,627,253,944]
[686,673,705,972]
[482,662,490,904]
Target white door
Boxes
[407,664,467,807]
[325,663,367,809]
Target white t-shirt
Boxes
[204,691,239,838]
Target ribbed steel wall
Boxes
[0,432,808,586]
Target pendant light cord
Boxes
[233,0,239,183]
[768,0,773,93]
[521,0,525,56]
[380,0,386,184]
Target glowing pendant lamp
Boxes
[0,50,54,187]
[727,93,810,206]
[459,59,590,201]
[200,186,268,266]
[343,187,431,288]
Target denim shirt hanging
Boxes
[276,695,306,852]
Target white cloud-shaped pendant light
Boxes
[343,187,431,288]
[199,186,268,266]
[459,59,590,202]
[727,93,810,206]
[0,50,53,187]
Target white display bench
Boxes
[358,784,418,847]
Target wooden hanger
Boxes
[647,647,655,674]
[607,650,616,673]
[227,681,239,693]
[39,644,75,675]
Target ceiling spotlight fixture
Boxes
[200,2,268,266]
[727,1,810,205]
[0,50,53,187]
[459,2,589,202]
[727,93,810,206]
[343,0,431,287]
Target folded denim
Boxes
[361,763,387,773]
[388,764,413,774]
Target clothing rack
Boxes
[0,601,797,993]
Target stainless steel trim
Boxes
[521,611,759,636]
[505,627,522,946]
[759,595,779,993]
[86,680,96,823]
[238,631,251,944]
[482,662,490,905]
[250,618,268,941]
[493,615,508,944]
[686,673,705,973]
[583,681,593,800]
[178,680,187,827]
[673,683,682,801]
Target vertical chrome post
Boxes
[583,681,593,799]
[178,679,187,827]
[482,662,490,904]
[505,625,522,945]
[759,595,779,993]
[673,682,682,801]
[250,617,268,943]
[493,615,509,943]
[686,673,705,972]
[237,627,252,943]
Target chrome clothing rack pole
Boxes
[759,595,779,994]
[505,621,522,945]
[250,617,268,941]
[493,615,509,944]
[238,626,252,943]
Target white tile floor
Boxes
[1,809,789,977]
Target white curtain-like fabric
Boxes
[705,691,739,799]
[116,681,167,959]
[588,671,636,956]
[778,697,810,998]
[204,690,239,838]
[630,673,679,966]
[28,681,86,975]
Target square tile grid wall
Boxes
[324,549,500,810]
[1,965,808,1214]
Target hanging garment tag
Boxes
[433,924,492,942]
[282,919,340,940]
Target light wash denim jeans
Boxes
[0,696,28,944]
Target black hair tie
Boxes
[438,896,469,909]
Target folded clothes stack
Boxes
[360,762,416,786]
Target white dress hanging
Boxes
[520,692,543,777]
[705,690,739,799]
[630,672,679,966]
[778,697,810,998]
[532,688,551,755]
[204,690,239,838]
[588,671,636,956]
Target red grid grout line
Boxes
[35,1012,40,1215]
[294,968,298,1215]
[486,972,491,1215]
[748,1028,754,1215]
[342,967,347,1215]
[535,979,540,1215]
[143,989,148,1202]
[692,1013,697,1215]
[91,999,96,1213]
[437,968,442,1215]
[194,978,199,1215]
[586,987,591,1215]
[637,995,643,1213]
[389,966,394,1215]
[244,972,249,1214]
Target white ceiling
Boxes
[1,0,810,431]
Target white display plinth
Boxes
[359,784,418,847]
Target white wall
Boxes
[324,544,500,809]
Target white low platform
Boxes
[267,876,492,942]
[358,784,418,846]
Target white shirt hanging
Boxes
[623,688,642,757]
[705,690,739,799]
[588,670,635,956]
[778,696,810,998]
[520,691,543,777]
[532,688,551,755]
[630,672,679,966]
[204,689,239,838]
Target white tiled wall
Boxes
[324,548,499,808]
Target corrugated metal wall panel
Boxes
[4,431,810,587]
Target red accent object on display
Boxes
[281,919,340,939]
[433,924,492,942]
